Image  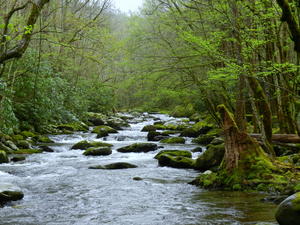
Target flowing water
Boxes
[0,113,278,225]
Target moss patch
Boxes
[154,150,192,159]
[160,137,185,144]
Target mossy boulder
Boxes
[147,131,169,141]
[0,184,24,203]
[92,126,118,135]
[192,133,216,145]
[20,131,37,138]
[16,140,31,149]
[71,140,112,150]
[0,151,9,163]
[89,162,138,170]
[141,125,157,132]
[160,137,185,144]
[157,154,195,169]
[154,150,192,159]
[33,135,54,143]
[11,156,26,162]
[56,122,89,132]
[180,128,200,138]
[12,135,24,141]
[4,141,18,151]
[275,192,300,225]
[13,149,43,154]
[83,147,112,156]
[106,118,129,130]
[195,144,225,171]
[117,143,158,153]
[0,142,13,154]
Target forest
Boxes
[0,0,300,224]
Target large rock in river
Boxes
[194,144,225,171]
[154,150,192,159]
[275,192,300,225]
[83,147,112,156]
[89,162,138,170]
[160,137,185,144]
[157,154,195,169]
[0,183,24,204]
[117,143,158,153]
[71,140,112,150]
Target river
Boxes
[0,113,277,225]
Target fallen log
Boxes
[250,134,300,143]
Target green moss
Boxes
[192,134,216,145]
[83,147,112,156]
[141,125,156,132]
[92,126,118,134]
[154,150,192,159]
[13,149,43,154]
[71,140,112,150]
[12,135,24,141]
[20,131,37,138]
[232,184,242,191]
[158,155,195,169]
[117,143,158,153]
[292,192,300,211]
[34,135,54,143]
[160,137,185,144]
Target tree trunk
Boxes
[218,105,264,172]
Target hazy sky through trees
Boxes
[113,0,144,13]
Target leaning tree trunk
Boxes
[247,76,275,156]
[218,105,265,172]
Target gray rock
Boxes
[117,143,158,153]
[275,193,300,225]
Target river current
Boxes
[0,113,277,225]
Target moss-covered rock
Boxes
[0,142,13,154]
[13,149,43,154]
[160,137,185,144]
[10,156,26,162]
[89,162,138,170]
[0,151,9,163]
[275,192,300,225]
[147,131,169,141]
[33,135,54,143]
[180,128,200,138]
[20,131,37,138]
[4,141,18,151]
[117,143,158,153]
[155,150,192,159]
[56,122,89,132]
[157,154,195,169]
[92,126,118,135]
[192,133,216,145]
[195,144,225,171]
[12,135,24,141]
[71,140,112,150]
[0,184,24,203]
[16,140,31,149]
[83,147,112,156]
[141,125,157,132]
